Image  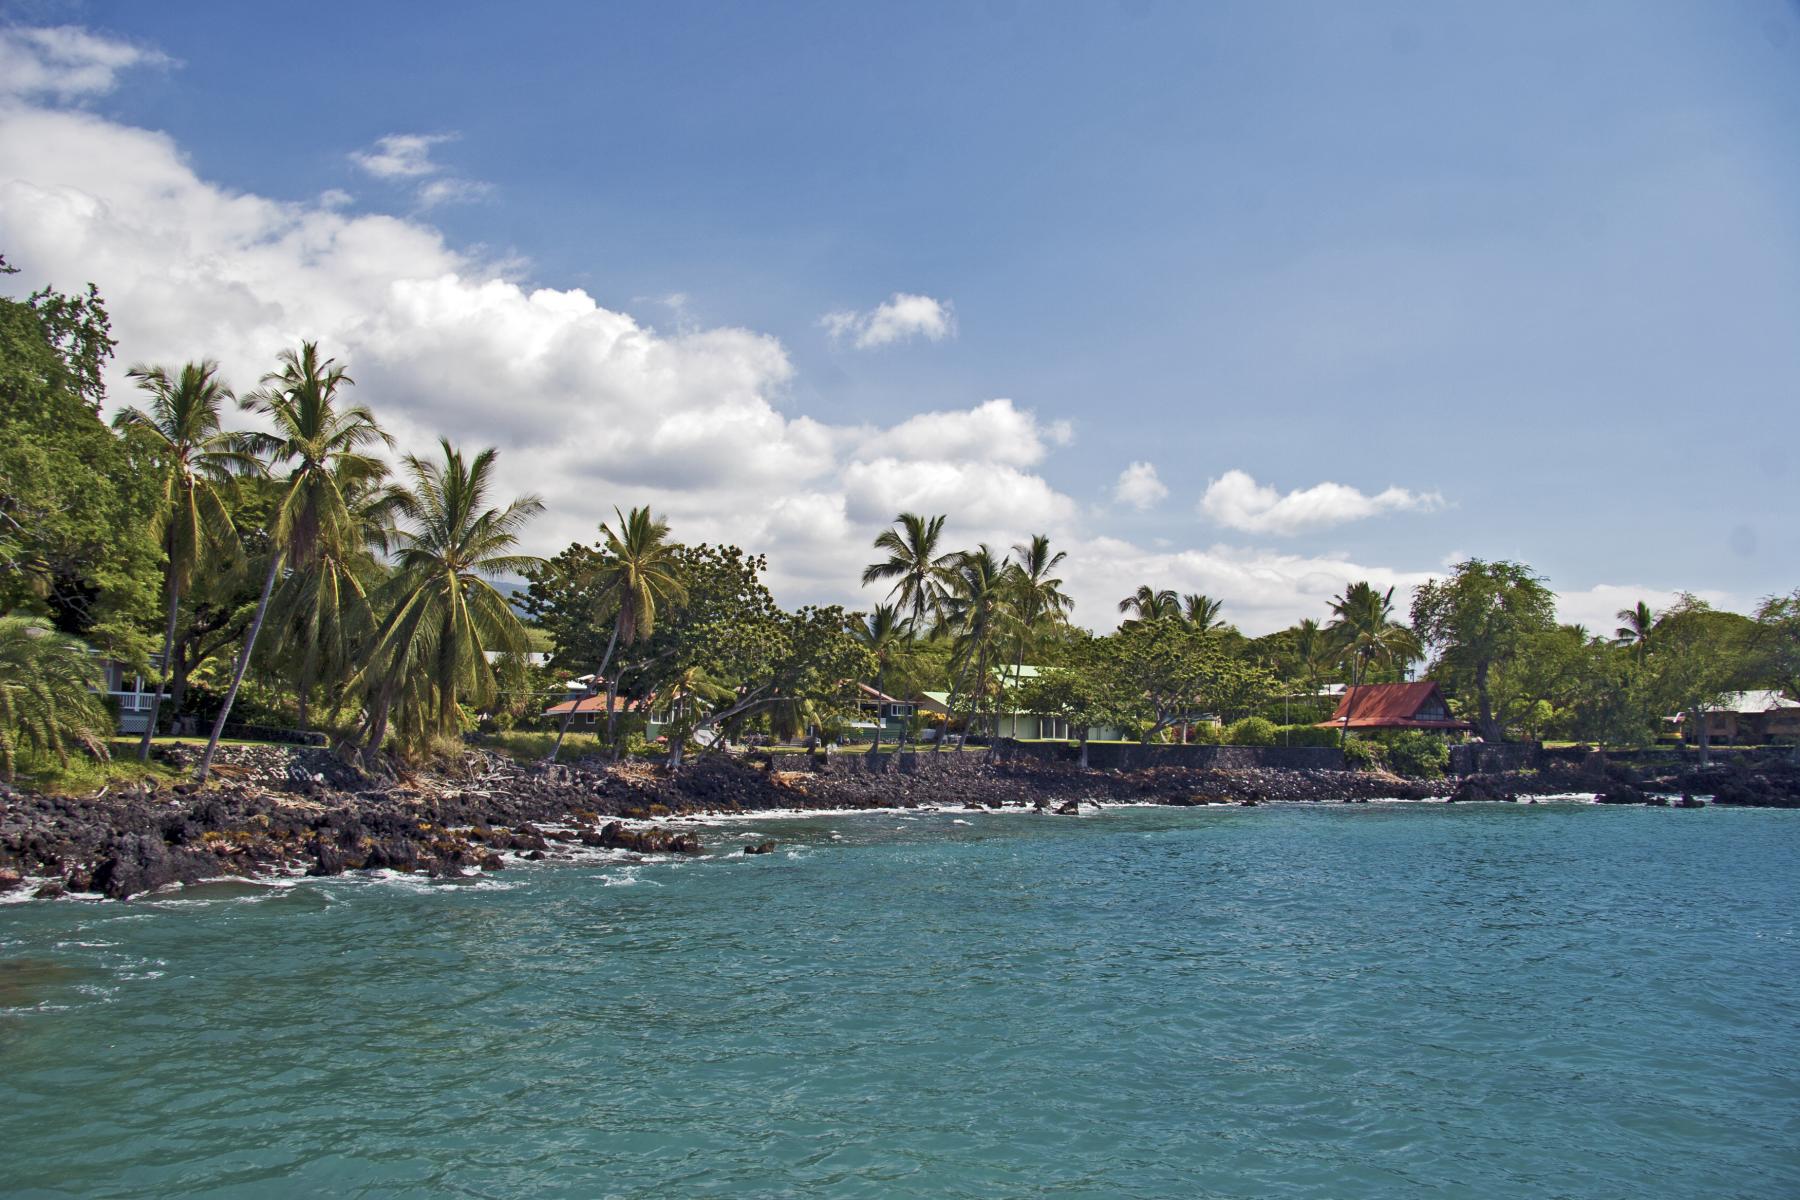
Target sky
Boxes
[2,1,1798,635]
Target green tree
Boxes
[1327,581,1424,742]
[1410,560,1555,741]
[111,360,255,760]
[1014,634,1132,767]
[1104,617,1242,744]
[545,506,686,761]
[0,267,159,650]
[1118,584,1179,623]
[854,603,915,754]
[196,342,391,783]
[1751,589,1800,703]
[1181,593,1226,632]
[861,512,956,627]
[355,441,543,757]
[0,615,112,782]
[939,546,1011,749]
[1614,600,1656,661]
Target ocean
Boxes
[3,800,1797,1198]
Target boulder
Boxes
[743,841,777,855]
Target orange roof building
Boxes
[1316,681,1470,732]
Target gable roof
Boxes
[1701,690,1800,714]
[1316,681,1470,730]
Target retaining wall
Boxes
[987,739,1346,772]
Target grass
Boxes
[12,743,185,795]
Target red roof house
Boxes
[1316,682,1470,732]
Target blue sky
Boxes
[3,1,1798,631]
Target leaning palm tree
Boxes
[1181,593,1225,633]
[938,546,1011,750]
[854,603,915,754]
[1326,581,1423,744]
[545,506,687,761]
[354,441,543,757]
[112,360,255,761]
[1614,600,1656,661]
[862,513,957,628]
[194,342,392,783]
[0,616,113,782]
[1118,584,1179,623]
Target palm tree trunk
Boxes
[137,575,181,762]
[547,620,621,763]
[1340,657,1366,748]
[195,550,282,784]
[867,664,884,757]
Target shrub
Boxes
[1341,737,1386,771]
[1275,724,1341,748]
[1383,731,1450,779]
[1223,716,1280,746]
[1185,722,1223,745]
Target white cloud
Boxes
[821,292,955,349]
[1551,584,1742,638]
[0,25,170,100]
[867,398,1071,468]
[350,132,489,208]
[1200,468,1443,536]
[1113,461,1168,510]
[350,133,454,180]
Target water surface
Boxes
[4,802,1797,1198]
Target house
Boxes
[1315,681,1470,733]
[1676,691,1800,745]
[851,682,916,738]
[542,688,677,740]
[96,655,159,735]
[914,665,1127,742]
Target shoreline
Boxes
[2,743,1795,902]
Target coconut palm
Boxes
[854,603,915,754]
[113,360,256,761]
[545,506,687,761]
[861,513,956,628]
[194,342,391,783]
[268,467,406,730]
[939,546,1011,750]
[1292,617,1327,689]
[1181,593,1225,633]
[1000,534,1073,734]
[1326,581,1423,743]
[351,441,542,757]
[0,616,112,782]
[1118,584,1179,623]
[1614,600,1656,661]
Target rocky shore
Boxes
[1,744,1795,901]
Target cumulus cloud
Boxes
[868,398,1071,468]
[350,132,489,208]
[1200,469,1443,536]
[1113,461,1168,510]
[0,25,170,100]
[821,292,955,349]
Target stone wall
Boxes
[1447,742,1542,775]
[985,739,1346,772]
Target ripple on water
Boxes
[0,802,1797,1198]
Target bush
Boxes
[1341,737,1386,771]
[1275,724,1341,748]
[1223,716,1280,746]
[1383,731,1450,779]
[1185,721,1223,745]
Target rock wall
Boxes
[988,739,1347,772]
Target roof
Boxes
[1316,681,1471,731]
[1701,690,1800,714]
[855,682,910,705]
[542,694,642,717]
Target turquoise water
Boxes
[3,802,1798,1198]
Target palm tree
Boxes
[861,513,956,628]
[1293,617,1326,689]
[854,603,915,754]
[268,467,405,730]
[0,617,113,782]
[1614,600,1655,661]
[1118,584,1179,623]
[1003,535,1073,737]
[112,360,254,761]
[939,546,1010,750]
[545,506,687,761]
[194,342,391,783]
[354,441,543,756]
[1182,593,1225,633]
[1326,582,1423,744]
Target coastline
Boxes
[2,744,1796,902]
